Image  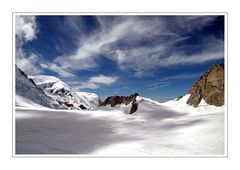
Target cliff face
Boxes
[187,63,224,107]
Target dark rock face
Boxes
[102,93,139,114]
[79,105,87,110]
[130,99,138,114]
[187,63,224,107]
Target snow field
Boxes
[15,95,224,155]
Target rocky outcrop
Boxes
[101,93,139,114]
[187,63,224,107]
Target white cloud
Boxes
[15,16,38,42]
[15,15,42,75]
[16,52,42,74]
[71,74,118,90]
[89,74,118,84]
[40,63,75,78]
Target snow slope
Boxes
[15,66,61,109]
[162,94,224,114]
[15,95,224,155]
[30,75,100,110]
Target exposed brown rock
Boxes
[101,93,139,107]
[187,63,224,107]
[101,93,139,114]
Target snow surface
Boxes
[162,94,224,114]
[15,95,224,156]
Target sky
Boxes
[15,15,224,101]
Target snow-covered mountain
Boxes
[30,75,101,110]
[15,65,101,110]
[15,65,61,109]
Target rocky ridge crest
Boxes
[101,93,139,114]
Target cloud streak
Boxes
[40,63,75,78]
[160,73,202,81]
[146,82,169,91]
[145,72,202,91]
[70,74,118,90]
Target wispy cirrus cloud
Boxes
[146,84,169,91]
[40,63,75,78]
[53,16,223,77]
[54,16,173,70]
[160,73,202,81]
[145,72,201,91]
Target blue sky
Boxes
[15,15,224,101]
